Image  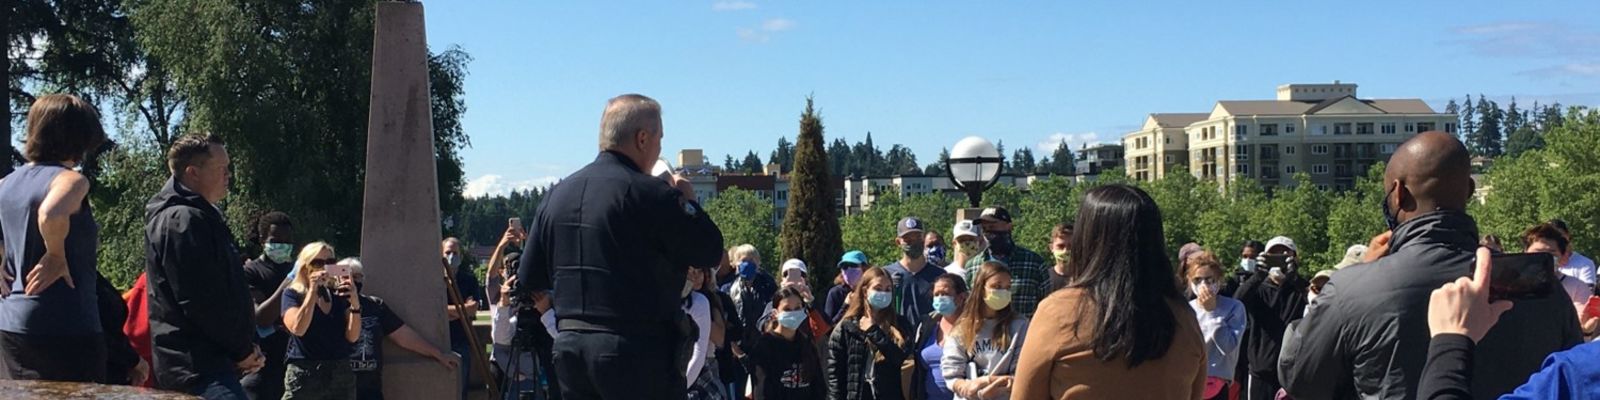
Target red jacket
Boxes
[123,273,153,387]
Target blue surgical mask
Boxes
[264,243,294,264]
[738,260,758,279]
[932,295,958,316]
[867,290,893,310]
[777,310,808,330]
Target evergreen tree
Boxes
[1013,148,1036,175]
[828,138,852,176]
[1460,95,1478,146]
[724,154,738,172]
[994,140,1010,174]
[1048,141,1077,175]
[1036,155,1052,174]
[780,97,844,297]
[1474,96,1504,157]
[1538,103,1565,133]
[741,151,764,174]
[770,136,795,173]
[1444,99,1459,116]
[1505,97,1524,136]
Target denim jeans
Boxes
[283,360,355,400]
[188,370,248,400]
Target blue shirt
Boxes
[920,327,955,400]
[1502,340,1600,400]
[0,164,101,335]
[282,287,353,361]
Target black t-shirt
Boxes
[1044,266,1070,295]
[450,265,481,345]
[243,257,293,298]
[352,296,405,400]
[282,287,354,361]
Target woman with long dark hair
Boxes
[737,285,824,399]
[1012,184,1206,399]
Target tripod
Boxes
[445,264,500,399]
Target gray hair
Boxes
[599,94,662,151]
[338,257,364,277]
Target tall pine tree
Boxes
[780,97,843,296]
[1013,148,1037,175]
[1460,95,1478,147]
[1474,96,1504,157]
[770,136,794,173]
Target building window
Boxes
[1357,123,1375,134]
[1312,144,1329,155]
[1405,123,1415,132]
[1318,125,1328,135]
[1235,125,1248,137]
[1260,124,1279,136]
[1316,184,1330,191]
[1381,123,1396,134]
[1164,155,1174,163]
[1417,122,1435,132]
[1336,164,1350,176]
[1286,124,1297,134]
[1334,123,1353,135]
[1312,164,1330,175]
[1446,123,1457,133]
[1235,145,1249,161]
[1165,136,1172,144]
[1235,164,1251,175]
[1380,143,1397,154]
[1285,145,1297,155]
[1286,165,1298,174]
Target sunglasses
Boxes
[309,258,337,268]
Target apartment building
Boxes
[1124,113,1206,181]
[1123,82,1458,190]
[1076,144,1125,176]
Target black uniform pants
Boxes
[0,330,107,383]
[554,330,684,400]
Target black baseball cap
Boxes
[897,217,925,237]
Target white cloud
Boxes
[464,174,560,199]
[738,18,796,43]
[1035,132,1101,155]
[1519,62,1600,79]
[761,18,796,32]
[712,1,756,11]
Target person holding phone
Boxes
[1522,223,1600,339]
[1234,236,1307,400]
[280,242,362,399]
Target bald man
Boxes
[1278,132,1582,400]
[516,94,724,399]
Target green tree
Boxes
[1459,95,1478,146]
[770,136,794,174]
[706,188,778,271]
[1317,162,1386,274]
[1470,96,1504,157]
[1012,148,1037,175]
[1475,107,1600,254]
[780,97,843,294]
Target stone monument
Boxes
[359,2,458,399]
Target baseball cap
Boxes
[1312,269,1335,284]
[1266,236,1297,253]
[952,220,981,240]
[1333,244,1368,270]
[838,250,868,267]
[978,207,1012,224]
[897,217,925,237]
[781,259,808,276]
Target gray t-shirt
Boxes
[940,317,1029,384]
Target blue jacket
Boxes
[1502,340,1600,400]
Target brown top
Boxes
[1012,287,1207,400]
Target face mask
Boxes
[1051,249,1069,263]
[777,310,808,330]
[1239,259,1258,273]
[265,243,294,264]
[1191,282,1219,297]
[447,254,462,269]
[1307,291,1321,304]
[932,295,958,316]
[738,260,758,279]
[986,232,1014,256]
[867,290,893,310]
[984,289,1012,311]
[958,243,981,258]
[1382,187,1401,231]
[842,268,863,287]
[901,241,925,259]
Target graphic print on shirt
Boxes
[780,363,811,389]
[351,313,381,372]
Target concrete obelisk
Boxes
[360,2,457,399]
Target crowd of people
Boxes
[5,92,1600,400]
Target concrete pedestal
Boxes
[359,2,457,399]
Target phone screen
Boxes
[508,217,522,228]
[1261,254,1291,270]
[1488,252,1557,302]
[326,263,350,278]
[1585,296,1600,319]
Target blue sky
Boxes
[423,1,1600,197]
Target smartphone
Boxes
[1585,296,1600,320]
[1488,252,1557,302]
[1261,254,1292,270]
[508,217,522,229]
[783,272,806,286]
[326,262,351,278]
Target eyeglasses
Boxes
[309,258,336,268]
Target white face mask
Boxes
[1240,259,1258,273]
[1191,282,1220,297]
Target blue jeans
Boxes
[189,370,248,400]
[453,340,472,400]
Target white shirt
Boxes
[682,292,712,389]
[944,262,967,283]
[1561,275,1590,317]
[1559,252,1597,289]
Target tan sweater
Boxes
[1012,288,1207,400]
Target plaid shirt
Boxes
[965,246,1049,318]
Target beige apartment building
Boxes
[1123,82,1458,190]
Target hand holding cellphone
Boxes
[1585,296,1600,319]
[326,262,351,278]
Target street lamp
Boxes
[945,136,1004,208]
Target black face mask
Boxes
[1382,187,1401,232]
[987,232,1014,256]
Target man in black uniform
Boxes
[517,94,724,400]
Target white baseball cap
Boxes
[952,220,981,240]
[781,259,807,276]
[1266,236,1297,253]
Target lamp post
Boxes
[945,136,1004,208]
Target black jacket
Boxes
[144,178,256,389]
[740,329,825,400]
[518,151,723,336]
[1279,211,1583,400]
[1235,259,1308,377]
[97,273,141,385]
[827,317,909,400]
